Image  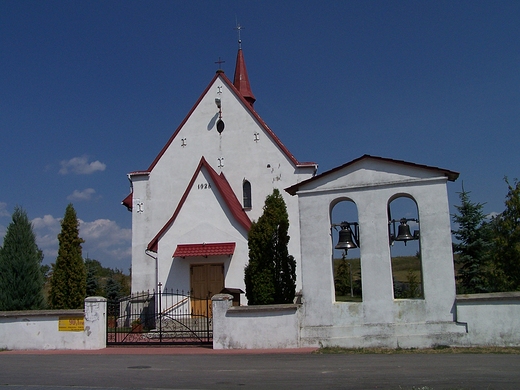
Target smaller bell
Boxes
[395,219,414,243]
[335,225,357,250]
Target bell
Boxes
[335,225,357,250]
[395,219,414,242]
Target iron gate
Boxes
[106,289,212,345]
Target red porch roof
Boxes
[173,242,236,258]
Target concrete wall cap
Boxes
[228,303,300,313]
[0,309,83,318]
[85,296,108,302]
[456,291,520,303]
[212,294,234,301]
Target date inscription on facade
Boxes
[197,183,211,190]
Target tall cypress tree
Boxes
[244,189,296,305]
[0,206,45,310]
[49,204,86,309]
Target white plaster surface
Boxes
[129,74,314,296]
[295,158,459,346]
[212,294,301,349]
[0,297,106,350]
[455,293,520,347]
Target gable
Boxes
[145,71,315,174]
[147,157,251,252]
[286,155,459,195]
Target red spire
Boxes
[233,48,256,107]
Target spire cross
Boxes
[235,23,244,49]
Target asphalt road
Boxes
[1,349,519,389]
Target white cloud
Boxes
[0,203,9,240]
[31,215,131,269]
[79,219,132,268]
[0,202,9,218]
[59,156,106,175]
[67,188,97,202]
[31,214,62,261]
[79,219,131,248]
[486,211,500,220]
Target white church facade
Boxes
[123,47,316,301]
[120,44,520,350]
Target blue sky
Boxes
[1,1,519,271]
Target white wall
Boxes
[455,293,520,347]
[212,294,301,349]
[287,157,468,347]
[0,297,106,350]
[298,173,458,337]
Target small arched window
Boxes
[243,180,252,209]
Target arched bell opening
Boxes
[387,195,424,299]
[330,199,362,302]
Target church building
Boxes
[123,44,317,301]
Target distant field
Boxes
[333,256,421,283]
[390,256,422,282]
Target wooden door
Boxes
[190,264,224,316]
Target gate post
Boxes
[212,294,233,349]
[85,296,107,349]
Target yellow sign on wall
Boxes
[58,317,84,331]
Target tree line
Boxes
[452,178,520,294]
[1,177,518,311]
[0,204,129,311]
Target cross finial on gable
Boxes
[215,57,225,71]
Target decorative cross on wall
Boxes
[254,132,260,142]
[218,157,224,168]
[181,138,187,147]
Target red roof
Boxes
[233,48,256,107]
[285,154,459,196]
[147,157,251,253]
[121,192,132,211]
[173,242,236,258]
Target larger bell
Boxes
[395,219,414,242]
[335,225,357,250]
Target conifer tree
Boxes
[105,273,123,317]
[334,255,351,297]
[244,189,296,305]
[86,263,100,297]
[49,204,86,309]
[452,188,492,293]
[0,206,45,310]
[491,178,520,291]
